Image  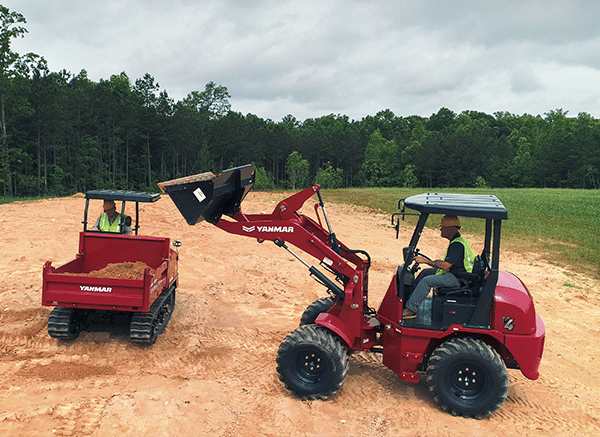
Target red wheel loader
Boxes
[42,190,180,345]
[159,165,545,418]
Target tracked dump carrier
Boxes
[42,190,179,345]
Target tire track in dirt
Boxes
[50,396,108,437]
[1,324,286,390]
[0,330,131,357]
[1,314,595,437]
[0,331,58,353]
[492,371,600,436]
[1,324,291,435]
[346,352,427,400]
[497,397,567,431]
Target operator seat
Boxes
[436,255,487,298]
[429,254,489,327]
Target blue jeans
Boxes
[406,271,461,313]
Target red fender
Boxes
[315,312,355,349]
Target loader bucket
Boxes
[157,164,255,225]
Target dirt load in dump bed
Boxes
[59,261,151,279]
[0,192,598,437]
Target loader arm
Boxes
[216,185,366,279]
[159,166,368,300]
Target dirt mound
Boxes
[0,192,599,436]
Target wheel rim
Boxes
[292,347,328,385]
[445,361,488,404]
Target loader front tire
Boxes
[276,324,349,400]
[299,297,335,326]
[426,337,509,419]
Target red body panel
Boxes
[373,267,544,382]
[494,270,538,335]
[494,270,545,379]
[42,232,178,312]
[322,266,545,382]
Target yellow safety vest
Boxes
[99,213,122,233]
[435,235,475,275]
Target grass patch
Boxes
[320,187,600,279]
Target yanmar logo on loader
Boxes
[242,225,294,233]
[80,285,112,293]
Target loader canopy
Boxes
[157,164,255,225]
[395,192,509,328]
[402,193,508,220]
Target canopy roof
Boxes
[85,190,160,203]
[403,193,508,220]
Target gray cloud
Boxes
[7,0,600,120]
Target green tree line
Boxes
[2,6,600,197]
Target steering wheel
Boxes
[409,249,431,273]
[413,249,431,263]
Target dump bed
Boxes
[42,232,178,312]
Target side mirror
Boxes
[173,240,182,248]
[124,216,132,227]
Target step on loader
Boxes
[159,164,545,418]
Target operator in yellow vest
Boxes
[92,199,131,234]
[403,215,475,320]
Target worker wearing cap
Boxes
[92,200,131,234]
[403,215,475,320]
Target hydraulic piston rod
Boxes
[274,238,344,300]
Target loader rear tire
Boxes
[276,324,349,400]
[426,337,509,419]
[299,297,335,326]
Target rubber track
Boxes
[129,285,175,344]
[47,307,80,340]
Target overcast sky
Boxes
[8,0,600,122]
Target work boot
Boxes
[402,308,417,319]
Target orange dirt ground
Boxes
[0,191,599,437]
